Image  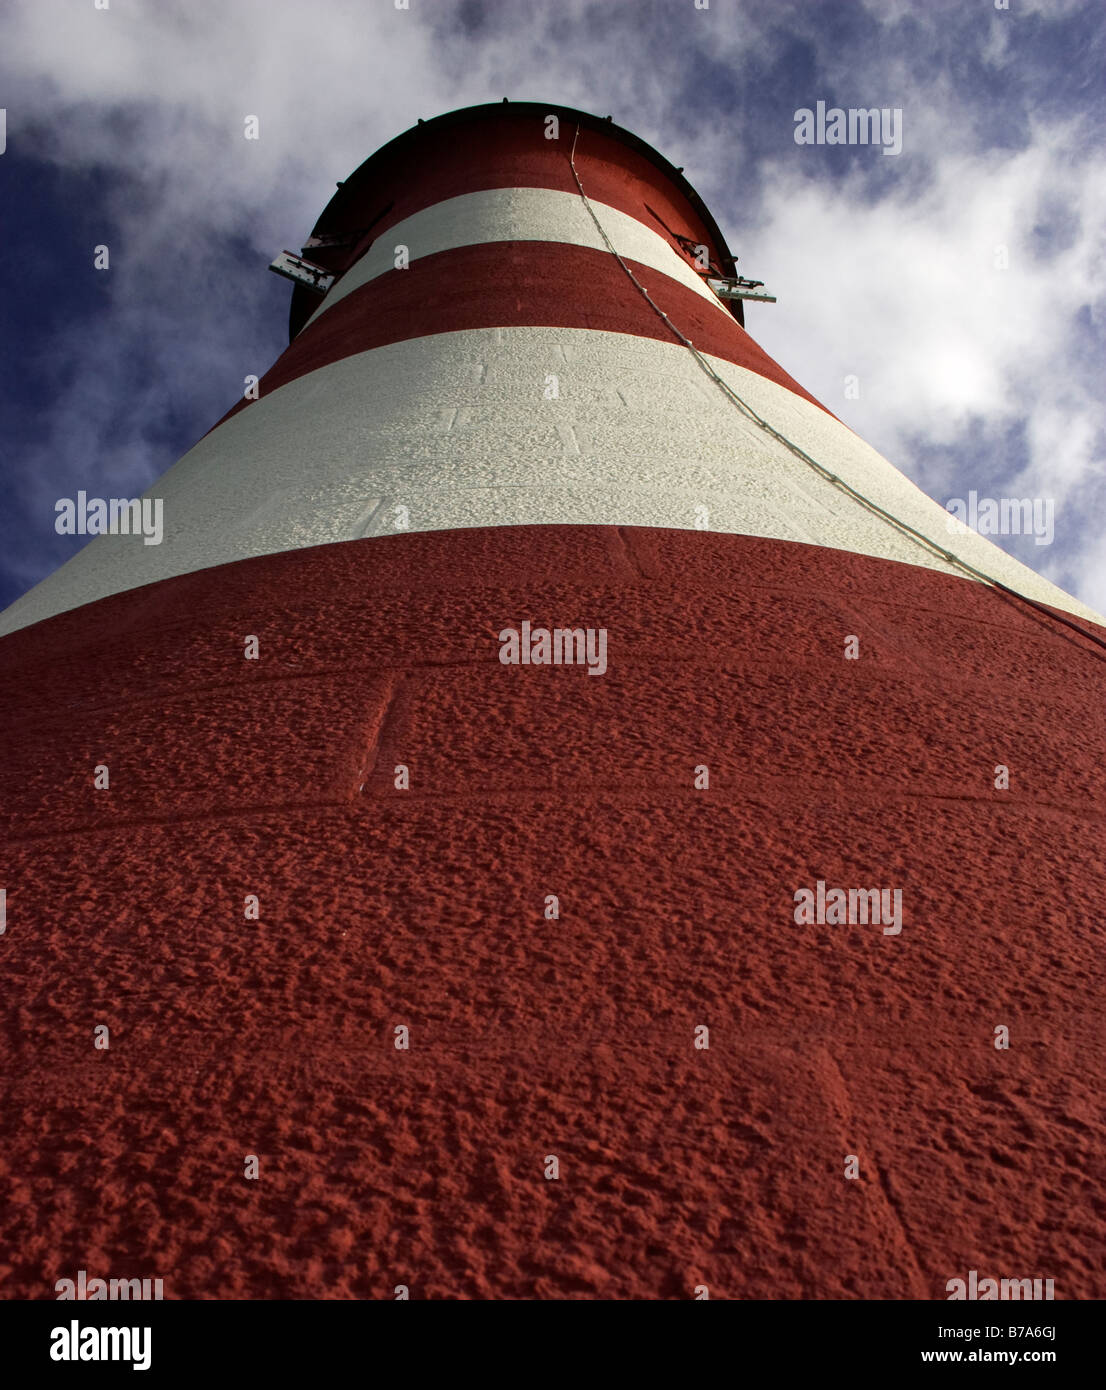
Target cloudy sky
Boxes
[1,0,1103,614]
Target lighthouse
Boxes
[0,103,1102,1302]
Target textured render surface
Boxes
[304,187,732,328]
[3,326,1098,637]
[0,526,1104,1300]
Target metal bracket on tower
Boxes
[269,251,335,294]
[302,224,384,251]
[706,274,777,304]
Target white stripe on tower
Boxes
[2,327,1099,635]
[303,187,733,329]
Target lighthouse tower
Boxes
[1,103,1102,1301]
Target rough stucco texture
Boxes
[0,524,1103,1300]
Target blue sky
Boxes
[1,0,1103,614]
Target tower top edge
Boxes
[287,101,739,341]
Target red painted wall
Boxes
[1,526,1102,1298]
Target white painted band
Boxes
[302,186,732,331]
[2,325,1099,635]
